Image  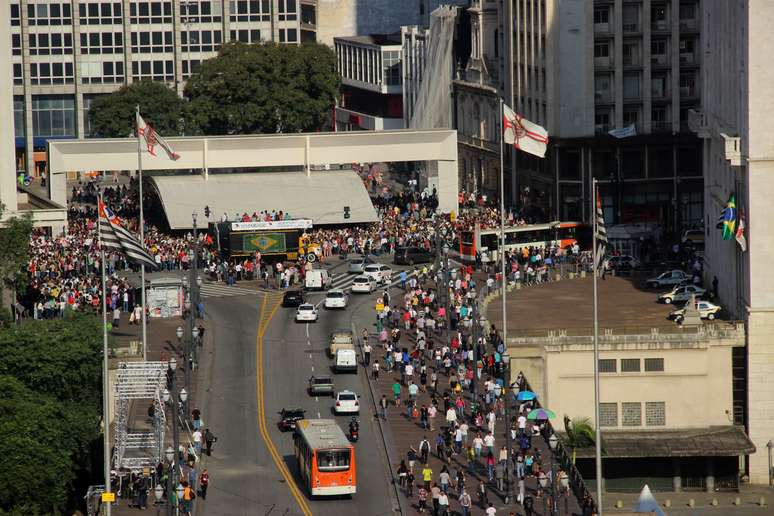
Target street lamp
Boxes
[167,359,180,516]
[175,483,185,514]
[175,326,183,341]
[548,433,559,514]
[502,351,513,504]
[549,433,559,451]
[153,483,164,516]
[767,440,774,487]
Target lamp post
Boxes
[767,440,774,487]
[167,358,180,515]
[191,325,200,368]
[503,351,513,504]
[549,433,559,514]
[179,388,189,434]
[175,483,185,516]
[153,483,164,516]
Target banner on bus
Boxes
[231,219,313,231]
[243,233,287,253]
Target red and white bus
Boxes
[294,419,356,496]
[459,221,587,262]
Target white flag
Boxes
[608,124,637,139]
[502,103,549,158]
[136,112,180,160]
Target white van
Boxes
[305,269,330,290]
[335,348,358,373]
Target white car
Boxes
[658,285,706,304]
[334,390,360,414]
[351,275,377,293]
[324,289,348,309]
[647,270,688,289]
[363,264,392,284]
[295,303,318,322]
[670,301,722,323]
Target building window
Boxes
[623,41,640,66]
[131,60,174,82]
[622,402,642,426]
[623,72,641,99]
[644,358,665,372]
[622,5,640,32]
[651,5,669,30]
[14,96,25,138]
[131,31,174,53]
[182,30,222,52]
[680,72,697,97]
[31,95,76,137]
[594,42,609,59]
[645,402,666,426]
[593,8,609,25]
[13,63,23,85]
[229,0,271,22]
[278,0,297,21]
[81,60,125,84]
[29,33,74,55]
[621,358,641,373]
[30,62,75,85]
[383,50,401,86]
[623,108,639,129]
[595,110,612,134]
[82,94,104,137]
[599,403,618,427]
[130,1,173,24]
[230,29,261,43]
[78,2,123,25]
[679,3,696,21]
[599,359,617,373]
[181,0,222,24]
[278,28,298,43]
[27,2,73,26]
[11,3,21,26]
[80,32,123,54]
[595,74,612,102]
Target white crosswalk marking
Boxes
[326,270,418,293]
[199,283,262,298]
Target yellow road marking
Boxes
[255,295,312,516]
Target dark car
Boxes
[393,246,434,265]
[278,408,306,431]
[282,290,305,307]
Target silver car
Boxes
[658,285,706,304]
[347,257,374,274]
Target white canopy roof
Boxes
[149,170,378,229]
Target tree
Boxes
[0,203,33,323]
[563,415,596,464]
[88,80,185,137]
[184,42,339,135]
[0,376,73,513]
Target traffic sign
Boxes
[101,492,116,503]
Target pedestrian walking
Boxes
[199,469,209,500]
[204,428,216,456]
[372,360,380,380]
[379,394,388,420]
[419,437,431,464]
[363,341,372,366]
[421,464,433,491]
[192,428,202,455]
[459,489,472,516]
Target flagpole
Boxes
[499,98,507,344]
[592,178,603,513]
[136,105,147,361]
[99,197,113,516]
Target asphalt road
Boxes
[194,259,400,516]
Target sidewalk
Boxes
[106,310,205,515]
[363,304,583,515]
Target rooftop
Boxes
[334,33,402,47]
[486,275,740,339]
[569,426,755,459]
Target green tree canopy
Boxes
[0,376,73,513]
[184,42,339,135]
[89,80,185,137]
[0,203,33,321]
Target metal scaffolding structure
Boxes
[113,361,168,471]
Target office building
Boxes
[692,0,774,485]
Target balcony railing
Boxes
[458,133,499,154]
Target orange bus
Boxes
[293,419,356,496]
[459,221,587,262]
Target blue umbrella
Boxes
[516,390,536,401]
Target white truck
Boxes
[335,348,358,373]
[305,269,330,290]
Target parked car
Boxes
[278,407,306,431]
[603,255,640,272]
[334,390,360,414]
[295,303,318,322]
[363,264,392,284]
[282,289,305,307]
[681,229,705,246]
[351,275,378,293]
[329,330,355,357]
[670,301,722,323]
[308,375,334,396]
[658,285,706,304]
[324,289,348,309]
[394,246,434,265]
[646,270,688,289]
[347,256,375,274]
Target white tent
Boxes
[633,484,667,516]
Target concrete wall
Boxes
[316,0,422,47]
[541,340,739,432]
[0,3,18,216]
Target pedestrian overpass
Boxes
[47,129,458,229]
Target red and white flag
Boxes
[502,103,549,158]
[136,112,180,160]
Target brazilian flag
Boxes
[716,194,736,240]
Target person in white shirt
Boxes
[192,429,202,455]
[518,413,527,436]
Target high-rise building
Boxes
[693,0,774,485]
[11,0,320,178]
[456,0,703,233]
